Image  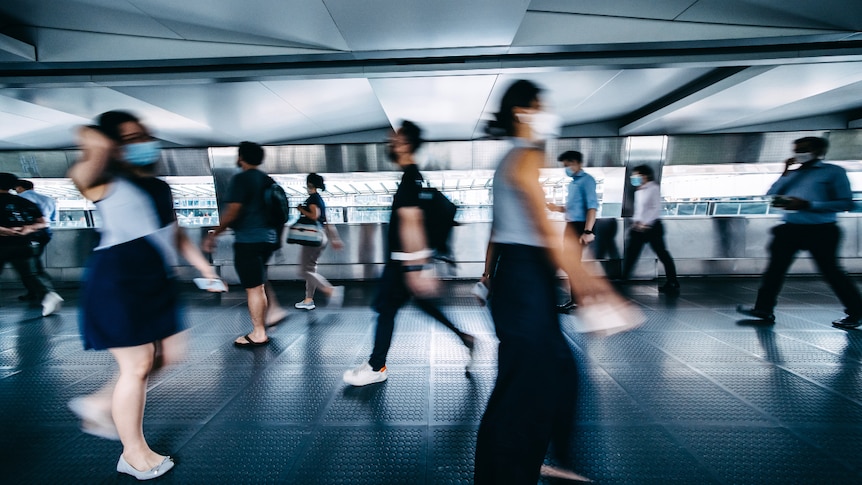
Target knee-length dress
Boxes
[80,177,183,350]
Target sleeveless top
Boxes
[94,177,179,270]
[490,141,545,248]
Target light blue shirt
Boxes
[565,170,598,222]
[18,189,57,223]
[766,160,854,224]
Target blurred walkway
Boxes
[2,277,862,484]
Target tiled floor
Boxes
[2,277,862,484]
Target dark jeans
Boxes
[474,244,578,484]
[622,219,678,283]
[368,262,468,371]
[755,223,862,315]
[0,242,55,299]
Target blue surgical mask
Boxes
[122,140,161,166]
[564,167,575,177]
[630,175,643,187]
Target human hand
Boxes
[331,239,345,250]
[779,196,810,211]
[202,231,217,253]
[579,233,595,245]
[77,125,114,153]
[405,269,439,298]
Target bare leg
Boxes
[237,284,268,344]
[109,343,167,472]
[264,281,287,326]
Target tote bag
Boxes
[286,217,325,247]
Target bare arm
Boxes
[176,226,220,279]
[68,126,113,202]
[580,208,597,245]
[508,149,607,299]
[202,202,242,253]
[297,204,321,221]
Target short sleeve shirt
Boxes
[226,169,277,244]
[305,193,327,224]
[387,164,423,255]
[565,171,598,222]
[0,193,43,247]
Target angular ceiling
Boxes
[0,0,860,149]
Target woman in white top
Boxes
[68,111,223,480]
[621,164,679,293]
[474,80,626,484]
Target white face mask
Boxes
[517,111,561,142]
[794,152,816,164]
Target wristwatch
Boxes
[583,229,594,235]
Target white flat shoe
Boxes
[117,455,174,480]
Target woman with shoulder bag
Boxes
[294,173,345,310]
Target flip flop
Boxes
[233,334,270,347]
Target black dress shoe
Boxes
[557,301,577,314]
[736,305,775,322]
[17,293,37,302]
[832,315,862,329]
[658,282,680,294]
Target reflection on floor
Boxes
[2,277,862,484]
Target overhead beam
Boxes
[619,66,775,135]
[0,33,35,61]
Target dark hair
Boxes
[558,150,583,163]
[307,173,325,191]
[793,136,829,156]
[15,179,34,190]
[399,120,423,153]
[238,141,264,166]
[0,172,19,191]
[632,164,654,181]
[487,79,542,137]
[97,111,140,143]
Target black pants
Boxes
[622,219,678,283]
[474,244,578,484]
[368,262,467,371]
[755,223,862,315]
[0,243,55,299]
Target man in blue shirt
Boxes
[13,179,57,302]
[547,150,598,312]
[737,137,862,328]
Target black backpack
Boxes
[263,177,290,230]
[418,184,458,263]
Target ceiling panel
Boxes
[133,0,349,50]
[0,0,859,149]
[513,11,843,46]
[324,0,531,51]
[0,0,184,38]
[626,62,862,134]
[371,75,499,140]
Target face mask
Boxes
[517,111,561,142]
[794,152,816,164]
[630,175,643,187]
[122,140,161,166]
[564,167,575,177]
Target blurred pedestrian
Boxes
[737,136,862,328]
[294,173,345,310]
[474,80,626,484]
[12,178,58,303]
[546,150,598,312]
[203,141,287,346]
[620,164,680,293]
[0,172,63,316]
[343,120,475,386]
[67,111,222,480]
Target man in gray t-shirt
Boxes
[203,142,286,347]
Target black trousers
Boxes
[368,262,467,371]
[755,223,862,315]
[474,244,578,484]
[0,243,55,299]
[622,219,678,283]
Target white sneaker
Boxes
[329,286,344,308]
[294,300,316,310]
[41,291,64,316]
[343,362,387,386]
